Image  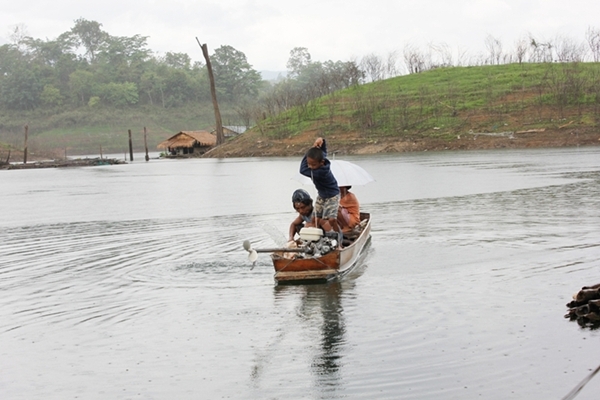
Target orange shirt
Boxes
[340,192,360,228]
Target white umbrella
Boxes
[294,159,375,187]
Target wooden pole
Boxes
[23,125,28,164]
[196,38,224,145]
[100,144,103,159]
[128,129,134,161]
[144,126,149,161]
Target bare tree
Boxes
[385,51,400,78]
[554,34,587,62]
[585,26,600,62]
[361,53,384,82]
[428,42,453,68]
[8,24,29,51]
[455,46,469,67]
[403,44,426,74]
[485,35,503,65]
[514,36,528,64]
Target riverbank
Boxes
[204,126,600,158]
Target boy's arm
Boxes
[289,215,303,241]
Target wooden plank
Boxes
[275,269,337,282]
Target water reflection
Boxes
[308,283,346,390]
[270,272,369,399]
[274,282,347,395]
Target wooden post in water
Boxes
[144,127,149,161]
[196,38,224,145]
[100,144,103,159]
[128,129,134,161]
[23,125,28,164]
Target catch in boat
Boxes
[243,212,371,284]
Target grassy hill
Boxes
[207,62,600,157]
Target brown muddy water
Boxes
[1,147,599,399]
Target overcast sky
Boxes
[2,0,599,72]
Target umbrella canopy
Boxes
[294,160,375,187]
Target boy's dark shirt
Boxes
[299,139,340,199]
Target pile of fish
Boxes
[295,235,338,258]
[565,284,600,328]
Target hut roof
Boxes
[157,131,217,149]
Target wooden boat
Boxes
[271,212,371,284]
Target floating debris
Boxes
[565,284,600,328]
[0,158,125,170]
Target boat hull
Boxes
[272,213,371,284]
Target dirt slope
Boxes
[205,126,600,158]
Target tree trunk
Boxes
[197,39,224,145]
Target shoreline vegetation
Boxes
[3,62,600,164]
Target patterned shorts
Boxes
[315,194,340,220]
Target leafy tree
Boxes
[163,52,192,69]
[211,45,262,101]
[139,59,206,107]
[0,67,41,110]
[40,84,64,107]
[161,69,199,107]
[96,34,151,84]
[69,69,96,105]
[21,37,81,98]
[139,69,165,106]
[67,18,108,63]
[0,44,23,76]
[287,47,312,77]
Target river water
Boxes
[1,147,599,399]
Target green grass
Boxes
[261,62,600,140]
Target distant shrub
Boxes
[40,85,64,107]
[88,96,100,107]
